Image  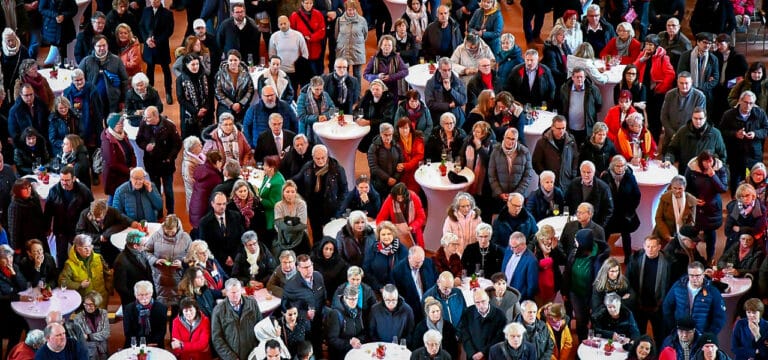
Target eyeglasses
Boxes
[688,273,704,278]
[626,72,637,75]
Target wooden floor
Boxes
[28,0,760,354]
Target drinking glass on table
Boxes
[59,282,67,299]
[131,337,137,353]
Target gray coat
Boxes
[367,135,404,195]
[211,296,263,360]
[214,62,255,118]
[488,143,534,197]
[335,14,368,65]
[73,309,110,360]
[79,53,129,113]
[659,87,706,145]
[532,129,580,190]
[144,225,191,307]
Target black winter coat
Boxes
[113,247,153,305]
[599,168,641,234]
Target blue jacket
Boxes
[525,187,565,222]
[242,100,297,148]
[39,0,77,46]
[368,297,415,342]
[392,257,437,322]
[63,83,104,146]
[492,207,539,248]
[661,329,702,360]
[8,96,50,143]
[496,45,523,86]
[422,285,466,327]
[296,89,336,143]
[501,248,539,300]
[425,71,466,128]
[468,8,503,55]
[362,239,408,291]
[662,276,726,335]
[112,181,164,222]
[733,318,768,360]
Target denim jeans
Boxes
[150,173,175,215]
[28,29,41,59]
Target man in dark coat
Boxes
[492,193,539,247]
[391,246,437,323]
[626,235,672,345]
[44,166,94,268]
[565,161,614,228]
[557,68,602,146]
[79,35,129,114]
[690,0,737,36]
[243,87,298,148]
[0,154,18,228]
[253,114,297,160]
[420,6,463,60]
[280,134,313,179]
[122,281,168,348]
[466,58,503,114]
[112,231,153,306]
[8,83,50,144]
[282,254,327,352]
[718,90,768,194]
[139,0,175,104]
[581,4,617,55]
[292,145,347,242]
[74,12,108,64]
[599,156,641,259]
[462,223,504,276]
[215,3,259,62]
[505,49,556,107]
[425,58,467,128]
[135,106,182,216]
[677,32,720,105]
[322,58,361,114]
[532,115,580,191]
[199,192,246,273]
[558,202,609,258]
[458,289,506,360]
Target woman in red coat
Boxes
[289,0,326,76]
[101,114,137,199]
[600,22,642,65]
[395,117,424,193]
[603,90,638,144]
[376,183,426,247]
[171,298,212,360]
[188,151,224,228]
[633,34,676,142]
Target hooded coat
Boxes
[144,225,192,307]
[310,237,349,300]
[59,246,112,309]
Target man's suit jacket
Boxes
[139,6,174,64]
[392,257,437,322]
[281,270,326,315]
[199,209,246,269]
[501,248,539,300]
[653,191,697,242]
[254,129,297,160]
[565,176,615,228]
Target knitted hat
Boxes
[699,332,718,346]
[125,230,146,245]
[575,229,593,251]
[193,19,206,29]
[106,113,122,130]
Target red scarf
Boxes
[234,195,255,228]
[24,74,50,106]
[203,262,224,291]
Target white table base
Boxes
[108,347,175,360]
[627,161,678,250]
[383,0,408,31]
[718,277,752,357]
[414,163,475,250]
[313,118,370,191]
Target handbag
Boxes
[623,7,638,23]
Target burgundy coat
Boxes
[100,130,136,195]
[189,162,223,228]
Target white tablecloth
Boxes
[38,68,74,96]
[241,167,266,190]
[536,216,569,238]
[414,163,475,250]
[594,63,626,121]
[383,0,408,30]
[110,223,162,250]
[459,276,493,307]
[577,338,629,360]
[323,218,377,239]
[11,289,82,329]
[22,174,61,200]
[718,276,752,356]
[404,63,433,100]
[345,342,412,360]
[108,347,175,360]
[627,160,678,250]
[313,117,370,190]
[522,110,556,150]
[123,121,145,169]
[251,288,281,314]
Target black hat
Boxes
[447,171,468,184]
[676,317,696,331]
[678,225,699,240]
[699,332,718,346]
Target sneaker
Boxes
[166,94,173,105]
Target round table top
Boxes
[593,62,626,84]
[577,338,629,360]
[108,346,175,360]
[523,110,557,137]
[241,167,266,189]
[414,163,475,191]
[38,68,74,94]
[404,63,433,90]
[248,66,267,83]
[22,174,61,200]
[384,0,407,4]
[345,342,412,360]
[459,276,493,307]
[629,160,678,186]
[11,289,82,320]
[537,216,569,238]
[124,121,140,141]
[719,276,752,298]
[110,223,162,250]
[323,217,377,239]
[250,288,282,314]
[313,116,370,141]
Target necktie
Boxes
[275,135,282,154]
[219,216,226,234]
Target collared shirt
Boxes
[526,68,537,90]
[411,267,423,299]
[504,251,522,283]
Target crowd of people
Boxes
[0,0,765,358]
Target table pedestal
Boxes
[421,186,466,250]
[718,277,752,357]
[321,137,362,191]
[383,0,408,31]
[630,182,667,250]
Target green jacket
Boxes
[259,171,286,230]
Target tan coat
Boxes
[653,190,697,243]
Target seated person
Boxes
[718,233,764,279]
[17,239,58,286]
[122,280,168,348]
[525,170,565,222]
[591,293,640,345]
[326,285,369,358]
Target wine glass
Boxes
[392,336,398,344]
[59,282,67,299]
[399,338,407,349]
[426,158,432,166]
[524,103,533,125]
[139,337,146,352]
[563,206,570,219]
[131,337,137,353]
[552,204,560,216]
[441,151,448,163]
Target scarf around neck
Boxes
[137,300,154,336]
[405,7,428,39]
[615,37,630,56]
[2,36,19,57]
[314,163,330,192]
[234,195,255,228]
[333,72,348,105]
[245,243,261,276]
[108,127,126,141]
[217,128,240,162]
[426,318,444,333]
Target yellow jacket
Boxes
[538,306,574,360]
[58,246,112,308]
